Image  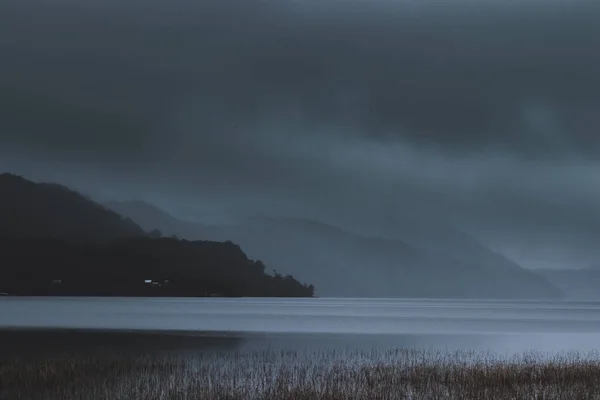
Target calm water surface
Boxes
[1,297,600,356]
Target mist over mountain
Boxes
[106,200,562,299]
[2,0,600,282]
[536,268,600,301]
[0,174,313,297]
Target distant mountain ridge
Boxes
[0,173,145,240]
[0,173,314,297]
[105,200,563,299]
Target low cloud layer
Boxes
[1,0,600,269]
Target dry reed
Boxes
[1,348,600,399]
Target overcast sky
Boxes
[1,0,600,269]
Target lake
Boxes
[1,297,600,357]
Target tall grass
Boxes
[2,349,600,399]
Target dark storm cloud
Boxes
[1,0,600,268]
[2,0,600,156]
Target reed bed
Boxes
[2,348,600,399]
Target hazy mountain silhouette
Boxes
[105,200,562,299]
[0,174,313,297]
[338,210,532,277]
[0,173,145,240]
[102,200,204,239]
[536,268,600,300]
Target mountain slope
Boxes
[536,268,600,300]
[105,200,562,299]
[0,236,314,297]
[341,211,530,275]
[0,173,145,240]
[0,174,313,297]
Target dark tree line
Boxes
[0,236,314,297]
